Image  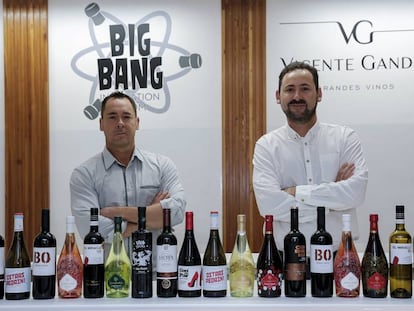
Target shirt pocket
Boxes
[320,153,339,182]
[138,184,161,206]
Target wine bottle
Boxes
[0,233,4,299]
[32,208,57,299]
[256,215,283,297]
[310,206,333,297]
[83,207,105,298]
[5,213,31,300]
[57,215,83,298]
[361,214,388,298]
[284,207,306,297]
[105,216,131,298]
[229,214,255,297]
[333,214,361,297]
[202,211,227,297]
[131,206,153,298]
[389,205,412,298]
[178,211,201,297]
[156,208,178,297]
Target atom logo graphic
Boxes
[71,2,202,120]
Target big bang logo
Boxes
[72,2,203,120]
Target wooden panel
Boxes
[222,0,266,252]
[3,0,49,255]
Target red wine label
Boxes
[33,247,56,276]
[310,244,333,273]
[156,245,177,273]
[178,265,201,290]
[367,272,386,290]
[285,263,306,281]
[257,267,282,293]
[5,267,31,293]
[83,244,104,265]
[390,243,412,265]
[202,265,227,291]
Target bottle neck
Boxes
[290,208,299,231]
[185,211,194,231]
[264,216,273,235]
[162,208,172,232]
[14,214,24,232]
[316,207,326,231]
[41,209,50,233]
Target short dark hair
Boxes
[278,61,319,91]
[101,91,137,117]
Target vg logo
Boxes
[280,20,414,45]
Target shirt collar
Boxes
[286,121,320,141]
[102,146,142,169]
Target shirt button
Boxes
[308,178,312,182]
[301,198,305,202]
[306,159,310,163]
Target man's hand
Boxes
[151,191,170,204]
[336,162,355,182]
[282,186,296,196]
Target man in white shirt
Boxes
[253,61,368,259]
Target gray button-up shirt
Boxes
[70,147,186,262]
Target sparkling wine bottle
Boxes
[156,208,178,297]
[105,216,131,298]
[202,211,227,297]
[131,206,153,298]
[389,205,412,298]
[57,215,83,298]
[83,207,105,298]
[310,206,333,297]
[178,211,201,297]
[284,207,306,297]
[0,233,4,299]
[5,213,31,300]
[229,214,255,297]
[361,214,388,298]
[32,209,57,299]
[256,215,283,297]
[333,214,361,297]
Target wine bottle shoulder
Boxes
[84,231,104,244]
[311,230,333,244]
[34,232,57,247]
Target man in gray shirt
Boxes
[70,91,186,258]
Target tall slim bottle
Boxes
[333,214,361,297]
[57,215,83,298]
[0,233,4,299]
[156,208,178,297]
[105,216,131,298]
[389,205,412,298]
[83,207,105,298]
[284,207,306,297]
[202,211,227,297]
[5,213,31,300]
[256,215,283,297]
[229,214,255,297]
[131,206,153,298]
[361,214,388,298]
[33,209,57,299]
[310,206,333,297]
[178,211,201,297]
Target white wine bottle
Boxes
[229,214,255,297]
[105,216,131,298]
[389,205,412,298]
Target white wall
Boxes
[49,0,221,252]
[266,0,414,251]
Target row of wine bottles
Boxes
[0,205,412,300]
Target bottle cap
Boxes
[342,214,351,231]
[369,214,378,222]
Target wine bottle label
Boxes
[310,244,333,273]
[33,247,56,276]
[156,245,177,273]
[367,272,386,290]
[5,267,31,293]
[59,273,78,291]
[178,265,201,291]
[202,265,227,291]
[390,243,413,265]
[84,244,104,265]
[340,272,359,290]
[285,263,306,281]
[257,267,282,293]
[0,247,4,274]
[108,274,126,290]
[132,237,152,270]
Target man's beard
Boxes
[283,99,317,124]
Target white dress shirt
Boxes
[253,122,368,255]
